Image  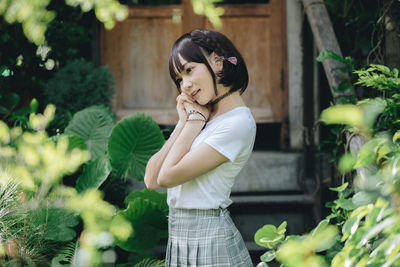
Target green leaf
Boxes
[0,65,8,76]
[113,197,168,252]
[124,189,168,213]
[321,104,363,128]
[254,224,284,249]
[337,198,357,211]
[358,98,386,129]
[122,251,157,266]
[393,131,400,142]
[358,218,395,248]
[311,218,330,237]
[371,64,391,75]
[369,234,400,264]
[108,113,164,180]
[260,250,276,263]
[342,215,360,242]
[30,207,79,242]
[329,182,349,192]
[51,134,87,151]
[352,192,376,207]
[65,106,115,160]
[132,258,165,267]
[76,155,111,193]
[325,240,344,264]
[376,143,391,162]
[317,50,347,64]
[312,225,339,252]
[51,241,78,267]
[29,98,39,114]
[277,221,287,235]
[0,106,9,116]
[393,68,399,78]
[67,135,87,151]
[338,153,357,174]
[354,138,381,168]
[333,80,353,93]
[5,92,20,110]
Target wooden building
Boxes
[99,0,323,263]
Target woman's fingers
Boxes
[177,93,194,104]
[183,102,193,111]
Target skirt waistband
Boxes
[169,207,228,217]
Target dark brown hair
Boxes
[169,29,248,96]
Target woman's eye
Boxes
[186,67,192,74]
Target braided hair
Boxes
[169,29,249,98]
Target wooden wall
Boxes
[100,0,287,125]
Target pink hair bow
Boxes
[224,57,237,65]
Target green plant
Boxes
[0,92,39,129]
[132,258,165,266]
[43,59,115,131]
[0,103,170,266]
[255,64,400,267]
[51,241,79,266]
[324,0,396,66]
[316,50,356,104]
[354,65,400,134]
[0,105,134,266]
[113,189,168,253]
[316,50,357,180]
[62,105,168,264]
[0,0,128,45]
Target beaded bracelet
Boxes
[187,110,206,121]
[186,118,206,122]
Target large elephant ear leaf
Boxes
[64,106,115,160]
[75,155,111,193]
[50,135,87,151]
[108,113,164,180]
[124,189,168,213]
[113,197,168,252]
[66,135,87,151]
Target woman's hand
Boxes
[183,101,210,121]
[176,93,194,122]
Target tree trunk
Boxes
[384,0,400,69]
[301,0,353,103]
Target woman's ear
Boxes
[209,52,223,72]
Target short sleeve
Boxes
[204,116,255,162]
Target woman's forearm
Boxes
[157,121,205,187]
[144,122,185,189]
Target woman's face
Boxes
[175,54,220,106]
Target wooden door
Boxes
[100,0,287,125]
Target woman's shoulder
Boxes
[223,106,255,126]
[214,107,256,137]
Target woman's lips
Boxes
[192,89,200,99]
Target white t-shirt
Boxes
[167,106,256,209]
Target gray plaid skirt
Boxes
[165,207,253,267]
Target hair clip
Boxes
[224,57,237,65]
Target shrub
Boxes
[43,58,114,117]
[254,63,400,267]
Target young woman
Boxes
[144,29,256,266]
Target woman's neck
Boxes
[209,90,245,120]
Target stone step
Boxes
[232,151,305,193]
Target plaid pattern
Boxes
[166,208,253,267]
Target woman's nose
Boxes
[181,80,193,92]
